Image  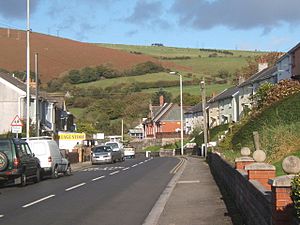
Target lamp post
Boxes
[26,0,31,139]
[170,72,184,155]
[200,80,208,158]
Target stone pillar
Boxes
[245,163,276,190]
[269,175,295,225]
[235,147,254,170]
[269,156,300,225]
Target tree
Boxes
[151,88,172,105]
[68,70,81,84]
[173,93,200,106]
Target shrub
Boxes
[292,175,300,219]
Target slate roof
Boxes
[239,66,277,87]
[185,103,203,114]
[288,42,300,54]
[0,72,65,109]
[208,86,239,103]
[0,72,27,92]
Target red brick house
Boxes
[143,96,190,139]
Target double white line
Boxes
[170,158,185,174]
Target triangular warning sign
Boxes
[11,115,23,126]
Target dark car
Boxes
[0,138,41,186]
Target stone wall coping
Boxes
[235,156,255,162]
[268,174,296,187]
[245,162,276,171]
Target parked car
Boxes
[91,145,124,164]
[105,141,125,161]
[123,145,135,158]
[0,138,41,186]
[26,137,71,178]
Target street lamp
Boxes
[200,80,208,158]
[169,71,184,155]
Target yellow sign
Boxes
[58,133,86,140]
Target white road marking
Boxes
[92,175,105,181]
[0,215,4,218]
[131,164,138,167]
[122,167,130,171]
[139,162,144,165]
[65,183,86,192]
[177,180,200,184]
[109,171,120,176]
[22,195,55,208]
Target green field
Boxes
[97,43,266,78]
[76,72,192,89]
[142,83,231,97]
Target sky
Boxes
[0,0,299,52]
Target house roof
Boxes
[185,103,203,114]
[0,72,27,92]
[0,72,65,109]
[288,42,300,54]
[238,66,277,87]
[208,86,239,103]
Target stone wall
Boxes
[208,153,272,225]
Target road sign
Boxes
[11,115,23,127]
[11,126,22,134]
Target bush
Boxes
[292,175,300,219]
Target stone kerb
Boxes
[269,156,300,225]
[245,163,276,191]
[235,147,254,170]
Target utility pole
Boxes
[200,80,208,158]
[35,53,39,137]
[26,0,31,139]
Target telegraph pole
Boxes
[200,80,208,158]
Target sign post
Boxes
[11,115,23,138]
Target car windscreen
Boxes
[105,143,119,149]
[0,140,13,160]
[93,146,111,153]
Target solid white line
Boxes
[65,183,86,192]
[131,164,138,167]
[177,180,200,184]
[109,171,120,176]
[22,195,55,208]
[92,175,105,181]
[122,167,130,171]
[0,215,4,218]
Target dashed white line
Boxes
[22,195,55,208]
[122,167,130,171]
[65,183,86,192]
[92,175,105,181]
[131,164,138,168]
[109,171,120,176]
[139,162,144,165]
[0,215,4,218]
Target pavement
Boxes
[155,156,237,225]
[70,161,92,172]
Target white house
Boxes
[184,103,204,134]
[0,72,73,135]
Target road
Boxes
[0,156,179,225]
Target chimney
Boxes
[258,59,268,72]
[159,95,164,106]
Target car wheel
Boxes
[0,152,8,172]
[20,173,27,187]
[34,168,41,183]
[52,166,59,179]
[64,165,72,176]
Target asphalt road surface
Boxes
[0,156,179,225]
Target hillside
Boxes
[98,43,267,79]
[217,90,300,163]
[0,28,184,84]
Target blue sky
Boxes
[0,0,299,52]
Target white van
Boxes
[26,138,71,178]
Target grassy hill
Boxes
[216,91,300,167]
[98,43,266,79]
